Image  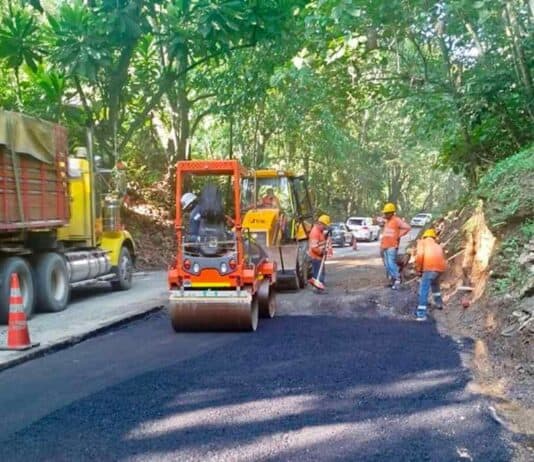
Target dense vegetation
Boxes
[477,144,534,295]
[0,0,532,218]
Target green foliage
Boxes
[0,0,531,217]
[520,219,534,240]
[492,235,525,294]
[479,146,534,295]
[46,1,111,81]
[0,6,43,71]
[477,144,534,229]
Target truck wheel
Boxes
[111,246,133,291]
[33,252,70,313]
[0,257,35,324]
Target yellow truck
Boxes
[241,169,314,290]
[0,111,135,323]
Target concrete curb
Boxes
[0,304,165,373]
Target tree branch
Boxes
[73,76,94,123]
[189,92,216,104]
[190,107,214,137]
[119,42,257,152]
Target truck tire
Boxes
[0,257,35,324]
[33,252,70,313]
[111,246,133,291]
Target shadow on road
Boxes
[0,314,512,461]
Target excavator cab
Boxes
[241,170,314,290]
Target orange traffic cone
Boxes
[0,274,39,351]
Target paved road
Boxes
[0,271,168,368]
[0,241,515,461]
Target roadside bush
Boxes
[478,145,534,296]
[477,144,534,232]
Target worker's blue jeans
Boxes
[311,258,325,284]
[383,248,400,281]
[418,271,444,310]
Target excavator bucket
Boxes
[265,244,300,291]
[168,289,258,332]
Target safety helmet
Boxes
[180,192,197,211]
[318,214,331,226]
[422,229,437,239]
[382,202,396,213]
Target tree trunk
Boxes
[504,2,534,120]
[228,116,234,159]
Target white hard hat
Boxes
[181,192,197,210]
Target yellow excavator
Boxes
[241,169,314,290]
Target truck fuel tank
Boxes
[65,250,111,283]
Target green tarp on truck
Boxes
[0,110,69,231]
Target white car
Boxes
[410,213,433,227]
[346,217,380,241]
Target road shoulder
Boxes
[0,271,167,371]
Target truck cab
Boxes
[0,110,135,323]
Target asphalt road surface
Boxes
[0,237,517,461]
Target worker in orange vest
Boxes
[414,228,447,321]
[308,214,331,292]
[380,202,411,290]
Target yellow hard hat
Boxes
[422,229,437,239]
[382,202,396,213]
[318,214,331,226]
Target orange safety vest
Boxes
[415,238,447,272]
[380,216,410,249]
[308,224,326,260]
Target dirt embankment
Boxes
[122,203,175,271]
[427,146,534,439]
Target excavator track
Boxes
[169,289,258,332]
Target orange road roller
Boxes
[168,160,277,331]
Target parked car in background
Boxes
[410,213,433,227]
[330,222,354,247]
[346,217,380,241]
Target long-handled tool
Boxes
[309,230,331,290]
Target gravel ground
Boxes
[0,247,522,461]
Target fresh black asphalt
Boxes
[0,298,513,461]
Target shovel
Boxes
[310,231,331,290]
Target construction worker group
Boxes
[182,188,446,320]
[308,202,447,321]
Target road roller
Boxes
[167,160,277,332]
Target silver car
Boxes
[346,217,380,241]
[410,213,433,227]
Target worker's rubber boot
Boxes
[391,279,401,290]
